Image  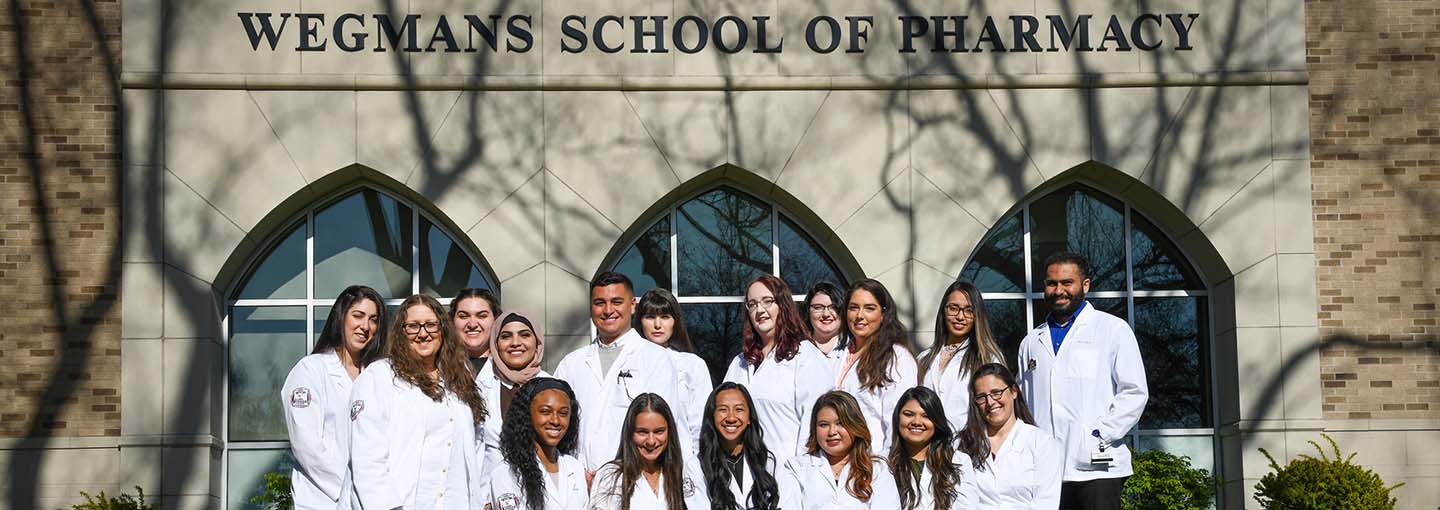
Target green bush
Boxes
[1122,449,1216,510]
[68,486,156,510]
[248,472,293,510]
[1254,433,1402,510]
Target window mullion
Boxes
[411,208,421,296]
[1022,205,1034,331]
[305,209,315,352]
[771,207,780,277]
[670,208,679,297]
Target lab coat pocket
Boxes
[1065,345,1100,380]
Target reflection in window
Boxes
[1028,187,1126,293]
[420,217,489,298]
[612,187,846,379]
[228,306,306,442]
[314,190,413,299]
[227,449,294,510]
[236,223,305,300]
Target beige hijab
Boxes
[488,311,545,386]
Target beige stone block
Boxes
[465,169,546,282]
[4,448,121,508]
[292,0,409,76]
[1211,277,1237,333]
[910,89,1043,227]
[1137,0,1269,73]
[122,0,161,73]
[158,265,219,341]
[118,445,163,496]
[1279,326,1322,420]
[726,91,829,181]
[871,261,919,333]
[1272,159,1314,254]
[499,261,547,330]
[540,0,674,76]
[544,171,624,280]
[159,495,217,510]
[123,263,164,339]
[171,0,301,75]
[161,169,248,285]
[1033,0,1142,74]
[1214,329,1240,425]
[250,90,358,182]
[901,0,1037,76]
[1396,476,1440,510]
[1144,86,1273,229]
[1270,86,1310,161]
[162,338,219,436]
[988,88,1094,178]
[122,339,164,436]
[1232,256,1279,328]
[779,90,911,228]
[1197,163,1276,274]
[1405,429,1440,467]
[546,263,594,337]
[1307,430,1407,471]
[407,91,545,231]
[673,0,781,77]
[545,335,592,373]
[1267,0,1306,71]
[544,91,679,229]
[911,168,990,273]
[776,0,906,77]
[164,90,311,232]
[835,170,910,277]
[1239,430,1290,477]
[408,0,544,76]
[355,90,464,183]
[160,446,215,496]
[124,89,163,167]
[1276,254,1318,327]
[625,91,729,183]
[1235,327,1282,421]
[907,260,959,345]
[1090,86,1194,179]
[125,165,164,263]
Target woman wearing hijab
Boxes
[919,280,1005,432]
[478,311,550,467]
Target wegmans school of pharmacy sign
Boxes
[236,11,1200,56]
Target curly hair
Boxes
[699,382,780,510]
[384,294,487,424]
[806,391,876,502]
[597,393,686,510]
[741,275,807,366]
[499,377,580,510]
[888,386,961,510]
[845,279,915,391]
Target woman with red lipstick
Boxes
[589,393,709,510]
[803,281,849,372]
[888,386,978,510]
[919,280,1005,432]
[477,311,551,475]
[489,377,586,510]
[723,275,833,459]
[283,285,387,510]
[699,382,781,510]
[635,288,711,453]
[779,390,900,509]
[957,363,1062,510]
[837,278,919,455]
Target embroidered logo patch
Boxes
[350,400,364,421]
[289,387,312,408]
[496,493,520,510]
[1027,358,1037,371]
[682,476,697,498]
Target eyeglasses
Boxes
[973,385,1011,404]
[808,304,837,314]
[744,297,777,311]
[403,321,442,335]
[944,304,976,318]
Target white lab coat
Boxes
[904,457,980,510]
[553,329,686,470]
[587,453,710,510]
[919,345,1002,433]
[973,422,1063,510]
[778,453,900,510]
[348,360,486,510]
[1016,302,1148,482]
[281,351,354,510]
[475,359,552,466]
[722,342,833,458]
[811,340,847,374]
[669,350,712,454]
[488,452,587,510]
[835,344,919,455]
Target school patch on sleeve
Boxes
[350,400,364,421]
[496,493,520,510]
[682,476,697,498]
[289,387,313,408]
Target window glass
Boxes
[1030,297,1126,326]
[676,188,772,296]
[681,303,745,385]
[982,298,1027,369]
[615,218,672,298]
[236,223,305,300]
[228,306,306,442]
[314,190,413,299]
[1028,186,1126,292]
[778,215,846,294]
[1135,297,1209,428]
[419,216,491,298]
[960,214,1025,293]
[313,306,330,343]
[226,449,295,510]
[1132,214,1203,291]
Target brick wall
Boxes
[1307,0,1440,419]
[0,0,123,437]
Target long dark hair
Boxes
[956,363,1035,470]
[599,393,686,510]
[313,285,388,366]
[803,281,848,350]
[500,378,580,510]
[888,387,960,510]
[634,288,695,353]
[918,280,1004,381]
[846,279,915,391]
[806,391,876,502]
[740,275,808,366]
[384,294,487,424]
[699,383,780,510]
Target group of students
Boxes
[281,251,1149,510]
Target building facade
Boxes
[0,0,1436,509]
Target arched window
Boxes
[223,187,496,509]
[961,183,1216,471]
[610,186,848,383]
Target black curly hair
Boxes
[499,377,581,510]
